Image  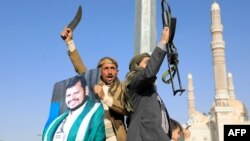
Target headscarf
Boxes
[97,57,118,68]
[124,53,150,112]
[128,53,150,72]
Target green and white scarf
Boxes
[43,98,103,141]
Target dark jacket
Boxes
[127,47,172,141]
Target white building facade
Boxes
[187,2,250,141]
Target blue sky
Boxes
[0,0,250,140]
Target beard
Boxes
[102,75,117,85]
[69,96,88,111]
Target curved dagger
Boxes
[67,5,82,31]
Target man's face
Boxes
[65,81,85,110]
[100,63,118,85]
[139,57,150,68]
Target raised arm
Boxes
[60,27,87,74]
[131,27,170,91]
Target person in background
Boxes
[61,27,127,141]
[124,27,172,141]
[170,118,191,141]
[42,75,105,141]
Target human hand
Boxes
[94,84,104,100]
[160,27,170,45]
[60,27,73,42]
[183,128,191,141]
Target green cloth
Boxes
[42,97,105,141]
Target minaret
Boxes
[134,0,156,55]
[227,72,236,99]
[210,1,229,103]
[210,1,233,141]
[187,73,196,118]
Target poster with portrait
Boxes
[43,69,100,129]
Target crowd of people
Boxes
[42,24,190,141]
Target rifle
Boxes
[161,0,185,96]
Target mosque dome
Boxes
[190,111,209,125]
[228,99,249,122]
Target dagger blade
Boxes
[67,5,82,31]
